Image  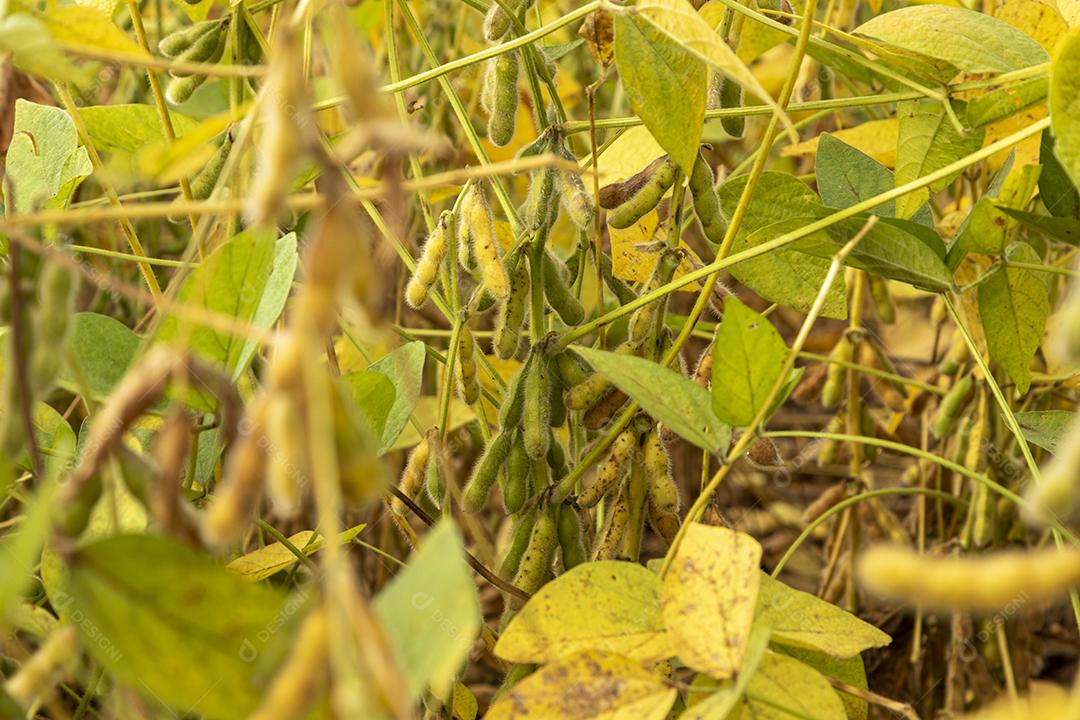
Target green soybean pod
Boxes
[821,336,853,409]
[500,506,538,578]
[547,361,566,428]
[688,152,726,247]
[424,431,446,507]
[525,165,559,233]
[463,431,514,513]
[499,355,532,430]
[547,437,569,483]
[165,74,205,105]
[522,350,551,459]
[557,502,588,570]
[488,52,519,147]
[455,326,480,405]
[553,142,595,230]
[600,253,639,306]
[627,248,682,344]
[510,503,559,607]
[542,250,585,326]
[503,432,532,514]
[53,472,103,538]
[718,77,745,139]
[484,1,513,41]
[170,26,226,76]
[555,350,591,388]
[190,131,234,202]
[493,249,529,359]
[932,374,974,440]
[159,19,222,58]
[602,156,678,229]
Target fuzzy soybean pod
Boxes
[547,438,569,483]
[510,503,559,607]
[718,77,745,138]
[578,426,637,508]
[425,430,447,507]
[628,248,682,344]
[932,373,974,439]
[643,429,678,514]
[159,19,222,57]
[555,350,592,388]
[501,506,538,578]
[557,502,588,570]
[938,329,971,376]
[456,187,477,271]
[541,250,585,326]
[821,335,853,409]
[170,25,226,76]
[547,361,567,429]
[502,432,532,514]
[583,388,629,431]
[30,260,76,394]
[599,253,639,306]
[488,52,519,147]
[190,131,234,201]
[468,188,511,299]
[553,142,595,230]
[391,437,429,518]
[688,152,726,247]
[165,73,205,105]
[264,390,307,517]
[525,165,559,233]
[405,214,449,308]
[483,1,513,40]
[499,355,531,430]
[493,249,529,359]
[868,275,896,324]
[522,350,551,459]
[593,489,631,561]
[455,326,481,405]
[601,156,679,229]
[463,430,514,513]
[857,544,1080,611]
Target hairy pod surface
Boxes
[487,52,519,147]
[493,250,529,359]
[468,188,510,299]
[557,503,588,570]
[503,432,532,514]
[578,426,637,508]
[522,350,551,459]
[688,152,725,247]
[510,504,558,607]
[392,438,430,517]
[602,156,678,229]
[718,77,745,138]
[405,214,449,308]
[932,374,974,439]
[463,430,513,512]
[542,251,585,326]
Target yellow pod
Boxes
[642,429,678,513]
[578,426,637,508]
[468,188,510,298]
[857,544,1080,611]
[405,214,449,308]
[265,390,307,517]
[249,608,329,720]
[391,438,429,517]
[592,489,631,561]
[510,503,558,607]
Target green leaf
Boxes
[5,100,92,213]
[373,519,481,700]
[1039,130,1080,219]
[754,572,891,658]
[366,341,426,453]
[717,172,847,319]
[964,77,1047,129]
[977,242,1050,394]
[682,626,770,719]
[816,133,932,225]
[495,560,672,665]
[710,295,788,427]
[1000,208,1080,246]
[341,370,396,441]
[615,6,707,174]
[1015,410,1073,453]
[79,104,201,153]
[61,313,140,399]
[226,524,365,582]
[627,0,790,143]
[893,99,985,219]
[732,651,848,720]
[775,646,869,720]
[486,650,677,720]
[1051,26,1080,190]
[573,346,729,454]
[952,163,1042,258]
[856,6,1047,76]
[156,229,297,406]
[62,534,299,719]
[661,524,761,678]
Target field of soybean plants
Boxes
[2,0,1080,717]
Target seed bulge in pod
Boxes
[502,432,532,514]
[405,214,449,308]
[542,250,585,326]
[557,502,588,570]
[522,349,551,459]
[463,430,513,513]
[601,156,678,230]
[493,249,529,359]
[468,187,510,299]
[688,151,726,247]
[488,52,520,148]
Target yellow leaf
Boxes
[495,561,673,665]
[783,119,899,167]
[983,105,1046,171]
[597,126,668,184]
[452,682,478,720]
[660,524,762,678]
[960,681,1069,719]
[1057,0,1080,26]
[226,525,366,581]
[42,6,147,58]
[485,650,677,720]
[608,211,702,292]
[994,0,1068,51]
[387,396,475,451]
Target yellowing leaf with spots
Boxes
[609,212,703,292]
[782,119,899,167]
[661,524,762,678]
[495,561,673,664]
[993,0,1067,51]
[485,650,677,720]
